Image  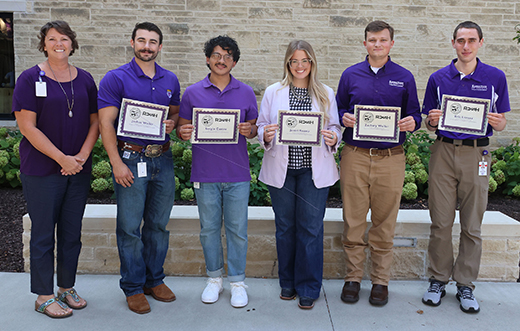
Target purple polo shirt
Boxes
[98,58,181,146]
[12,65,98,176]
[179,74,258,183]
[336,57,422,148]
[422,58,510,140]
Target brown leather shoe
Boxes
[369,284,388,306]
[341,281,360,303]
[143,283,176,302]
[126,293,151,314]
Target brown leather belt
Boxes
[117,140,170,158]
[347,144,404,157]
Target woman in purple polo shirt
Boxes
[257,40,341,309]
[12,21,98,319]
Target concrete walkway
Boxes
[2,272,519,330]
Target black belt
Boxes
[437,136,489,147]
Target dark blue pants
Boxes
[268,168,329,299]
[21,173,91,295]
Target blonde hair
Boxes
[281,40,330,123]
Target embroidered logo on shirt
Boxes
[471,84,487,92]
[389,80,404,88]
[166,89,172,98]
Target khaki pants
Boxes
[427,140,490,288]
[340,144,405,285]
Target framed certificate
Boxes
[191,108,240,144]
[117,98,169,141]
[438,95,490,135]
[353,105,401,143]
[277,110,323,147]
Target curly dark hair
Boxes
[204,35,240,67]
[37,21,79,57]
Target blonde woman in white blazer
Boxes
[257,40,341,309]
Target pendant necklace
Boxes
[290,83,309,101]
[48,61,75,118]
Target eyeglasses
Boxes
[210,53,234,62]
[288,58,312,68]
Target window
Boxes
[0,13,14,120]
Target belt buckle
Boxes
[145,144,162,158]
[369,148,377,156]
[453,139,462,146]
[123,142,135,150]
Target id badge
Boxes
[193,182,200,189]
[479,161,487,176]
[35,82,47,97]
[137,162,147,177]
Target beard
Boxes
[134,48,158,62]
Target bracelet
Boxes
[428,120,438,128]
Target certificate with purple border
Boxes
[117,98,169,141]
[277,110,323,147]
[191,108,240,144]
[353,105,400,143]
[438,94,490,136]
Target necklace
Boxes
[48,61,75,118]
[289,84,309,101]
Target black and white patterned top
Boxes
[288,85,312,169]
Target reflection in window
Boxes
[0,13,14,119]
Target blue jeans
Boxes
[114,149,175,296]
[21,173,91,295]
[194,181,249,282]
[268,168,329,299]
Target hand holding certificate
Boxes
[353,105,401,143]
[438,95,490,135]
[276,110,324,147]
[117,98,169,141]
[191,108,240,144]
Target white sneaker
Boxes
[456,286,480,313]
[230,281,248,308]
[422,280,446,306]
[201,277,223,304]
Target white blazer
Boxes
[257,82,341,189]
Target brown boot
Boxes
[341,281,360,303]
[369,284,388,306]
[143,283,176,302]
[126,293,151,314]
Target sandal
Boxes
[58,288,87,310]
[35,298,73,319]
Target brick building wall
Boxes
[9,0,520,144]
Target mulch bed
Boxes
[1,187,518,273]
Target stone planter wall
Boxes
[23,206,520,281]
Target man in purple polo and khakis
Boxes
[336,20,422,306]
[422,21,509,314]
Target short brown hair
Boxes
[453,21,483,41]
[364,20,394,41]
[38,21,79,57]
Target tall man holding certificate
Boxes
[422,21,509,314]
[177,35,258,308]
[336,21,421,306]
[98,22,180,314]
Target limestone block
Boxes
[246,262,278,278]
[481,239,507,252]
[169,234,200,249]
[81,233,109,247]
[331,235,343,250]
[505,266,520,282]
[248,8,292,20]
[329,16,370,28]
[390,250,426,279]
[164,262,204,276]
[78,260,118,274]
[79,247,95,261]
[303,0,331,9]
[323,250,344,264]
[109,233,117,247]
[167,23,189,35]
[323,263,345,279]
[478,265,506,281]
[507,239,520,251]
[480,251,519,266]
[246,236,277,262]
[51,8,90,25]
[171,248,205,263]
[94,247,120,269]
[240,79,265,96]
